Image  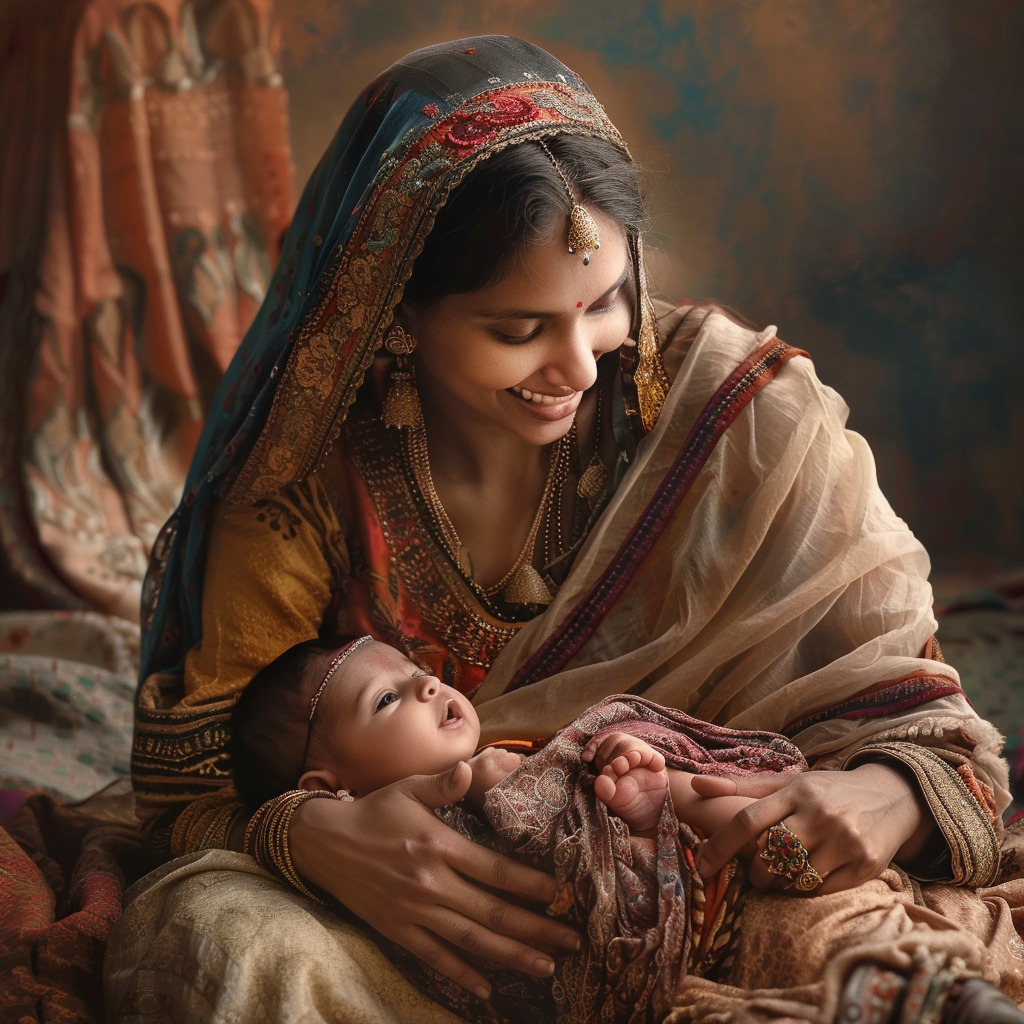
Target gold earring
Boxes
[381,323,422,429]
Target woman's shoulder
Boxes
[654,299,765,384]
[651,298,840,431]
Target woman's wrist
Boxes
[288,792,353,891]
[245,790,342,903]
[844,741,1000,886]
[848,760,936,862]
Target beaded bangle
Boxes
[244,789,340,905]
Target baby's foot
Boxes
[593,756,669,836]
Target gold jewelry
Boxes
[309,635,373,720]
[383,322,416,357]
[196,804,240,851]
[404,420,573,606]
[631,233,670,431]
[758,822,825,893]
[576,382,608,501]
[382,323,422,429]
[244,789,342,905]
[537,140,601,266]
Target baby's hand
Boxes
[582,732,666,776]
[464,748,525,808]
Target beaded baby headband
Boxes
[536,139,601,265]
[309,635,373,720]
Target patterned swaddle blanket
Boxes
[385,695,807,1024]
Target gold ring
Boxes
[758,822,825,892]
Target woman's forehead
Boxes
[452,213,630,317]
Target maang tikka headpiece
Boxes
[537,140,601,265]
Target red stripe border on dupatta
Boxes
[781,676,964,738]
[504,336,805,693]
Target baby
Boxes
[230,633,809,1023]
[231,633,771,845]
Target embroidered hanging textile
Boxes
[0,0,294,620]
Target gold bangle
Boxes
[245,790,340,905]
[199,804,238,850]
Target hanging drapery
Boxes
[0,0,294,621]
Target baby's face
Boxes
[314,641,480,796]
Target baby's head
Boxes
[231,636,480,810]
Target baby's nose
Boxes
[416,675,440,701]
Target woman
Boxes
[114,36,1024,1023]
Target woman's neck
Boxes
[413,384,580,591]
[417,390,551,492]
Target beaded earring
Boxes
[381,323,422,429]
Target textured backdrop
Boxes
[276,0,1023,573]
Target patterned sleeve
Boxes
[132,475,349,856]
[843,742,1001,886]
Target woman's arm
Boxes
[692,762,936,891]
[133,478,343,856]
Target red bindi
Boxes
[577,301,583,308]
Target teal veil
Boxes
[138,35,665,682]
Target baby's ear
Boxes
[297,768,342,795]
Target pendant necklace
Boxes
[405,421,574,606]
[576,381,609,502]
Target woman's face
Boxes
[401,209,632,447]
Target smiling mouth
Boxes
[508,385,577,405]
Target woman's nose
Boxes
[544,325,598,392]
[415,675,440,701]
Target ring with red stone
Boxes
[758,822,825,892]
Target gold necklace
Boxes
[576,382,609,501]
[405,421,574,606]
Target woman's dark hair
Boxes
[402,134,646,308]
[230,635,360,810]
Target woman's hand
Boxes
[288,761,580,999]
[692,762,935,895]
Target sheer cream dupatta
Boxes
[475,310,1008,812]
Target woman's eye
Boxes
[494,325,542,345]
[375,692,399,711]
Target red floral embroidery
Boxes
[421,103,439,117]
[465,48,477,54]
[444,95,539,149]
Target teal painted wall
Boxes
[278,0,1024,573]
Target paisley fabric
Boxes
[397,696,807,1024]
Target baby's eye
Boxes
[375,692,399,711]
